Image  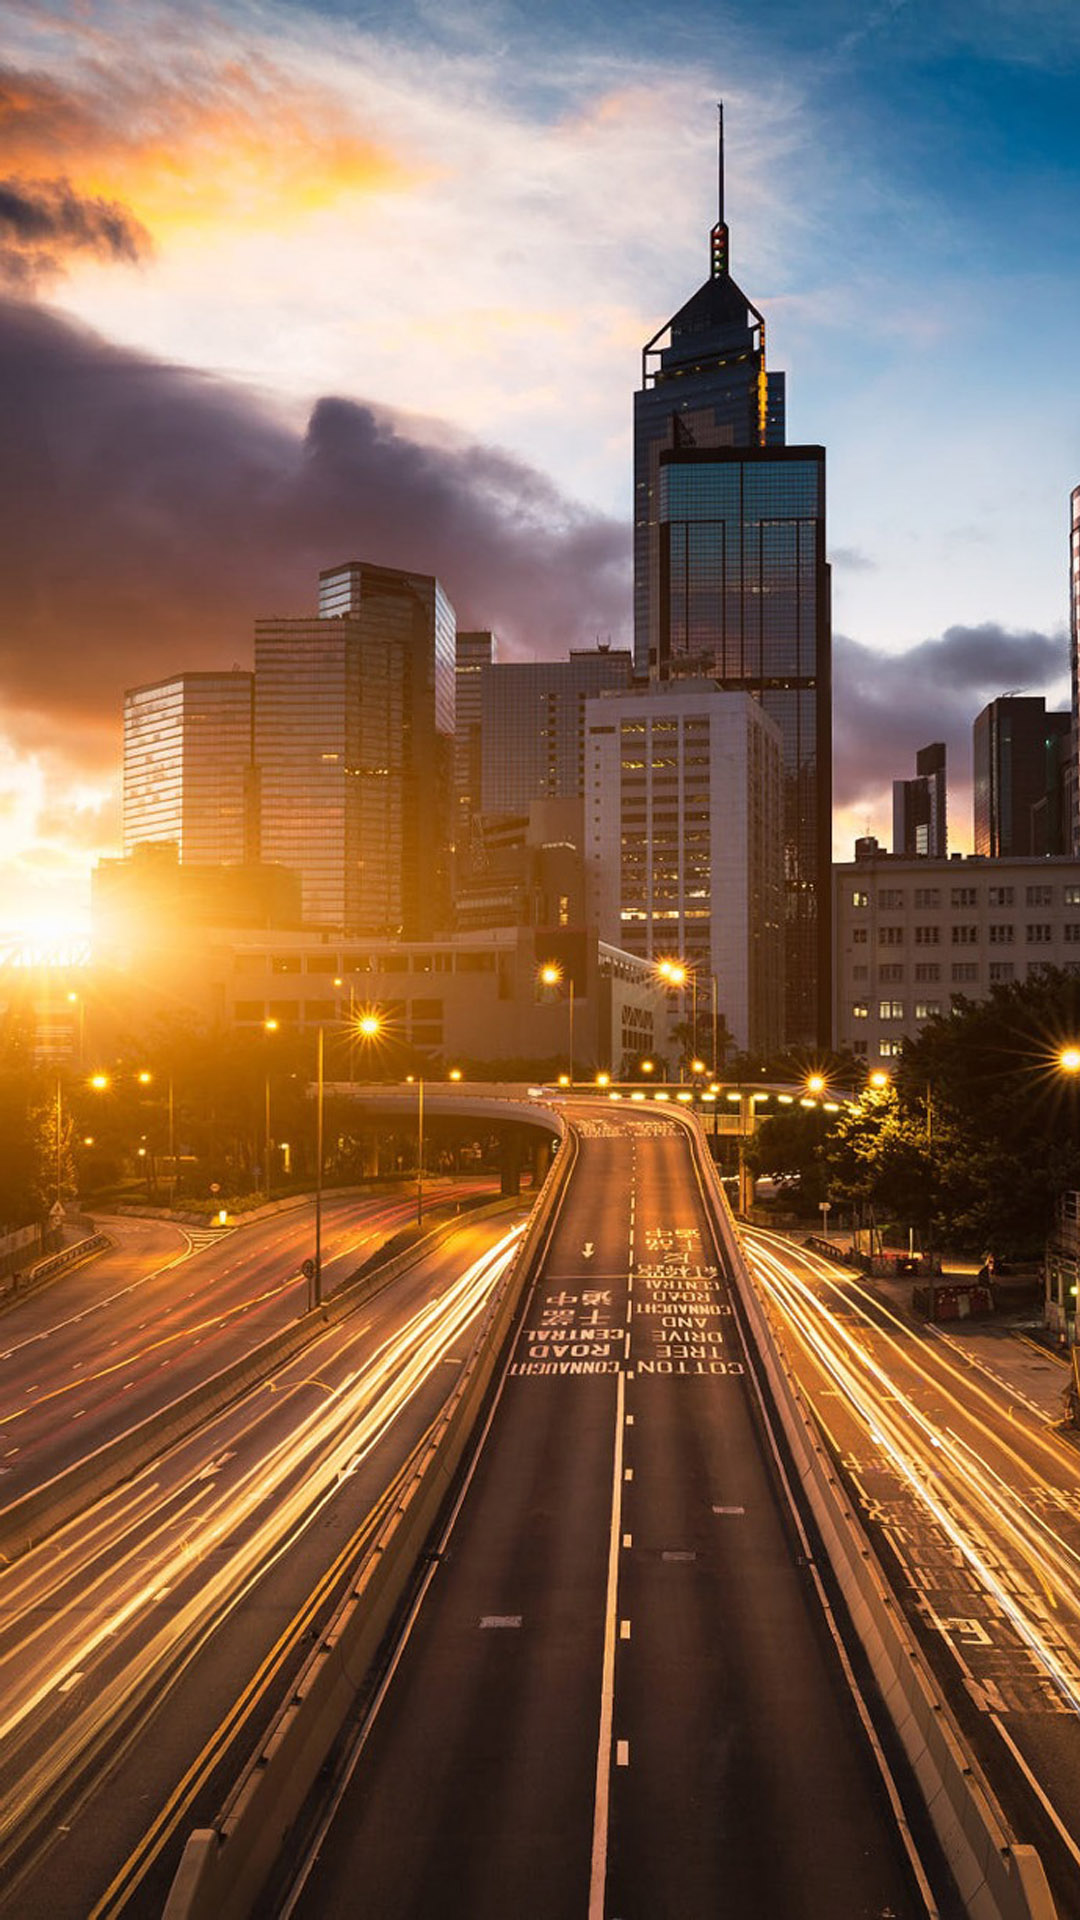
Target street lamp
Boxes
[656,958,695,1074]
[539,962,575,1087]
[264,1018,279,1203]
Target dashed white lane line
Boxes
[619,1620,631,1640]
[616,1740,630,1767]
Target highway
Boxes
[0,1199,520,1917]
[0,1180,493,1503]
[283,1108,943,1919]
[745,1227,1080,1916]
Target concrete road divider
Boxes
[682,1114,1056,1920]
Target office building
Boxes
[634,116,831,1046]
[255,562,455,936]
[123,672,256,864]
[585,682,784,1060]
[1069,483,1080,855]
[454,630,496,850]
[653,444,830,1046]
[1060,480,1068,856]
[973,695,1071,859]
[479,647,633,815]
[893,742,947,858]
[833,846,1080,1064]
[634,107,785,679]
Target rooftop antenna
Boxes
[710,102,729,279]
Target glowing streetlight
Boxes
[596,1071,611,1088]
[805,1073,826,1098]
[868,1069,891,1091]
[539,962,575,1086]
[1059,1047,1080,1074]
[449,1067,463,1082]
[357,1012,382,1040]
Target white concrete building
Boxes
[834,849,1080,1063]
[585,682,784,1059]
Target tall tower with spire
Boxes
[631,113,832,1048]
[633,107,786,678]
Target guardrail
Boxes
[683,1113,1055,1920]
[0,1198,520,1567]
[163,1125,578,1920]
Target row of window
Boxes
[854,923,1069,948]
[851,883,1075,910]
[238,950,500,977]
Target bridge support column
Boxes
[359,1130,379,1179]
[532,1138,552,1187]
[500,1130,522,1197]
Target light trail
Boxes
[0,1225,522,1867]
[745,1233,1080,1718]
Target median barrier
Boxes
[164,1124,578,1920]
[0,1195,523,1567]
[682,1113,1055,1920]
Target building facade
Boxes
[454,630,496,852]
[585,682,784,1061]
[479,648,633,816]
[833,849,1080,1064]
[633,111,785,680]
[255,562,456,936]
[973,695,1070,859]
[123,672,256,864]
[654,445,831,1046]
[893,742,947,858]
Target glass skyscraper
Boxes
[479,648,634,815]
[256,562,455,935]
[123,672,255,864]
[634,116,832,1046]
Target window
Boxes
[852,1001,869,1019]
[879,889,905,909]
[914,926,940,946]
[914,962,941,982]
[988,924,1014,944]
[235,1000,265,1021]
[951,925,977,945]
[951,886,978,907]
[306,954,339,974]
[1026,924,1052,944]
[272,954,302,975]
[951,963,978,983]
[914,1000,941,1019]
[879,963,904,983]
[1065,886,1080,907]
[989,962,1014,983]
[914,888,940,908]
[879,1000,905,1021]
[878,926,904,946]
[853,964,868,980]
[1026,885,1053,907]
[988,886,1014,907]
[852,928,868,946]
[851,890,869,908]
[879,1039,904,1058]
[853,1038,868,1056]
[1064,925,1080,944]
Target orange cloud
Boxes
[0,47,419,246]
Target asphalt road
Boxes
[285,1110,938,1919]
[747,1225,1080,1916]
[0,1204,520,1918]
[0,1181,493,1502]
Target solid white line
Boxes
[589,1367,626,1920]
[990,1713,1080,1871]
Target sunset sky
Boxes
[2,0,1078,949]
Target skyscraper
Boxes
[1069,484,1080,855]
[634,107,785,681]
[454,630,496,850]
[973,695,1071,859]
[123,672,256,864]
[479,648,634,815]
[634,115,831,1047]
[585,682,784,1060]
[893,743,947,858]
[255,562,455,935]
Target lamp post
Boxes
[54,1076,63,1209]
[656,957,694,1076]
[539,962,575,1087]
[310,1022,325,1312]
[417,1073,424,1226]
[263,1018,279,1203]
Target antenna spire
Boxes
[710,101,729,278]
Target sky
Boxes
[1,0,1079,951]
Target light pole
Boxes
[539,962,575,1087]
[417,1073,424,1225]
[54,1076,63,1208]
[311,1022,325,1312]
[263,1018,279,1203]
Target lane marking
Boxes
[624,1468,633,1482]
[622,1533,632,1549]
[712,1504,745,1515]
[589,1368,626,1920]
[616,1740,630,1767]
[619,1620,631,1640]
[479,1615,522,1629]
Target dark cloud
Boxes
[0,298,631,775]
[0,177,149,288]
[833,622,1069,825]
